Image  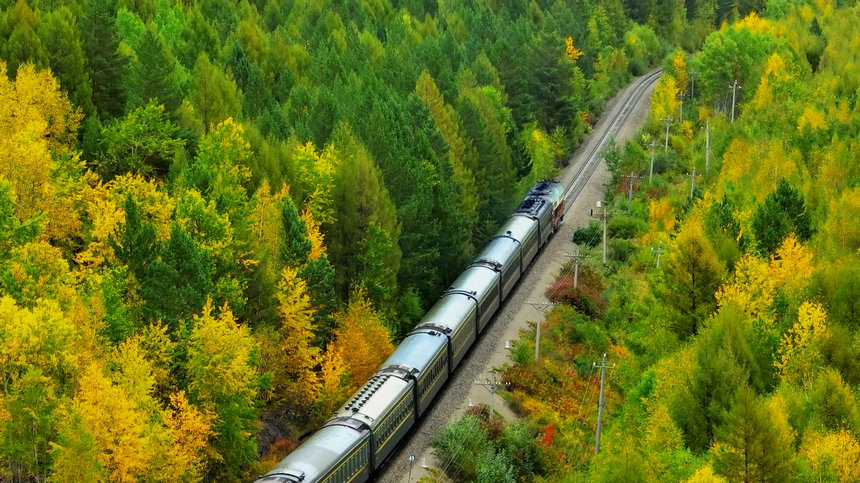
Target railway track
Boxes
[561,68,663,215]
[377,69,661,483]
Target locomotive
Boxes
[257,180,566,483]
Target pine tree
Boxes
[81,0,127,119]
[126,24,184,114]
[663,222,724,337]
[712,386,792,482]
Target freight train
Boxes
[256,180,566,483]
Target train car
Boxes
[413,292,478,370]
[377,331,449,416]
[472,234,522,300]
[515,180,565,247]
[445,264,500,333]
[255,422,370,483]
[494,216,540,271]
[337,369,418,471]
[256,180,567,483]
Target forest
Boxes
[0,0,773,480]
[430,1,860,482]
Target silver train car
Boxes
[256,180,565,483]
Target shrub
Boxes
[572,219,602,247]
[608,215,648,239]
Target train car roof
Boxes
[380,331,447,375]
[473,236,520,268]
[261,424,366,482]
[495,215,538,244]
[334,375,412,430]
[529,180,564,205]
[417,293,476,334]
[446,265,499,302]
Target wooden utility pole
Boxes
[705,120,710,173]
[594,353,616,454]
[662,116,674,152]
[473,371,504,420]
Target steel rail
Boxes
[561,68,662,215]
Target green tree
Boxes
[0,368,57,481]
[187,52,241,134]
[39,7,93,114]
[326,125,401,303]
[125,23,184,113]
[186,301,260,480]
[81,0,128,118]
[712,386,792,482]
[279,197,311,269]
[662,222,724,337]
[140,223,214,328]
[110,194,159,281]
[1,0,49,76]
[97,100,185,178]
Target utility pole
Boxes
[662,116,673,152]
[648,141,657,185]
[651,242,664,268]
[474,371,505,420]
[687,166,702,200]
[590,201,613,265]
[526,301,554,361]
[678,91,685,123]
[705,120,710,173]
[730,79,742,123]
[690,70,696,100]
[565,250,590,289]
[621,172,642,215]
[594,353,616,455]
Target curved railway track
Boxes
[377,68,661,483]
[561,68,663,215]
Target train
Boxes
[256,180,566,483]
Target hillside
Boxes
[430,1,860,481]
[0,0,754,480]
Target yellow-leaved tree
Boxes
[800,429,860,482]
[259,267,320,414]
[650,75,680,122]
[331,290,395,392]
[291,142,338,225]
[186,300,259,479]
[52,363,151,482]
[775,301,827,388]
[0,61,83,242]
[671,49,688,94]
